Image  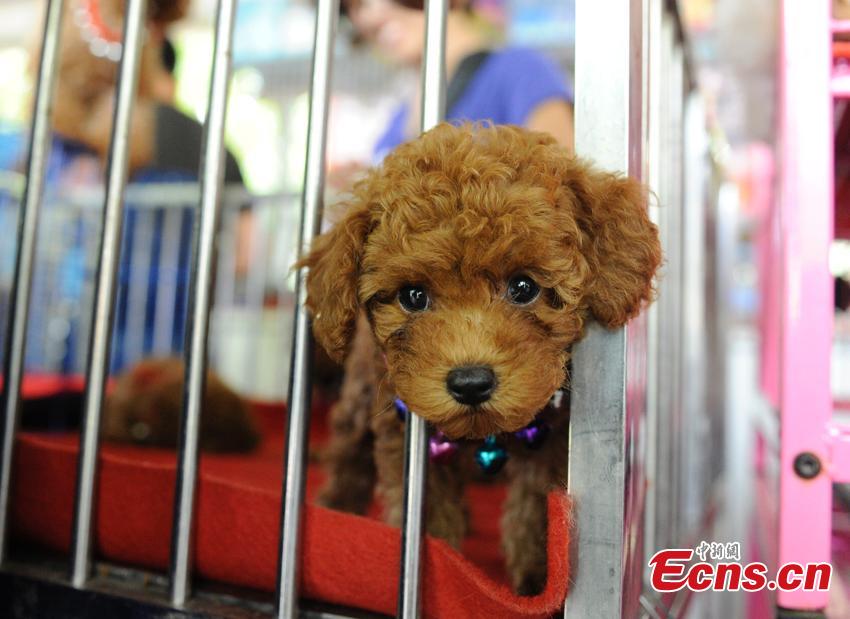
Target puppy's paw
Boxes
[513,569,547,597]
[316,481,373,515]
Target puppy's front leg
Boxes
[372,413,467,548]
[502,461,550,596]
[502,425,568,596]
[425,459,467,548]
[317,316,380,514]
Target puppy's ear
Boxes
[568,167,661,328]
[300,201,372,362]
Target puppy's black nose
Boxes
[446,366,496,405]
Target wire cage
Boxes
[0,0,727,617]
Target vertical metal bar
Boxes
[69,0,147,588]
[418,0,449,129]
[276,1,338,616]
[776,0,833,611]
[169,0,238,606]
[653,22,685,551]
[566,0,646,616]
[668,41,685,547]
[681,90,708,537]
[642,0,662,572]
[397,2,447,618]
[0,0,64,564]
[651,10,676,555]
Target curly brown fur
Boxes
[47,0,189,172]
[102,357,260,453]
[317,314,380,513]
[303,123,661,594]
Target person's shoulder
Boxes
[150,104,244,185]
[478,46,571,98]
[484,46,563,75]
[373,103,410,164]
[469,46,572,125]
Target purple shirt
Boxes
[374,47,573,161]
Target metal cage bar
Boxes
[0,0,65,564]
[669,41,686,549]
[69,0,148,588]
[397,2,448,617]
[566,0,647,616]
[681,90,710,541]
[651,12,677,556]
[642,0,662,573]
[658,28,686,551]
[169,0,239,606]
[776,0,833,612]
[276,0,339,616]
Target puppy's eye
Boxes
[398,285,430,312]
[506,274,540,305]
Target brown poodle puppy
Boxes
[50,0,189,172]
[302,123,661,595]
[102,357,260,453]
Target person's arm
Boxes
[526,99,574,151]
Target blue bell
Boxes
[475,436,508,475]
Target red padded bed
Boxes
[10,376,571,618]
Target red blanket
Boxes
[11,381,571,618]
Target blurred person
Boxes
[146,38,245,184]
[1,0,244,187]
[345,0,574,159]
[43,0,244,182]
[0,0,246,374]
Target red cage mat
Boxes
[10,385,571,618]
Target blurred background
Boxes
[0,0,781,400]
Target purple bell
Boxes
[514,419,551,450]
[429,431,459,463]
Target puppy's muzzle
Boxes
[446,366,496,405]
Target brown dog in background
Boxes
[102,357,260,453]
[48,2,261,453]
[302,123,661,595]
